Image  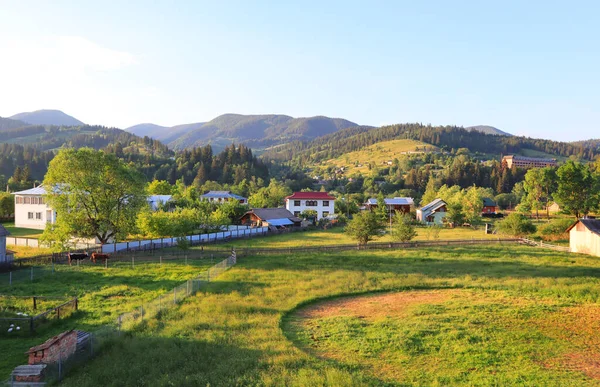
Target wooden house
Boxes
[240,208,302,228]
[482,198,498,214]
[567,219,600,257]
[416,199,447,225]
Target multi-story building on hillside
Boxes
[285,192,335,220]
[502,155,557,169]
[201,191,248,204]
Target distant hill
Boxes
[10,109,84,126]
[464,125,511,136]
[572,139,600,151]
[0,116,28,131]
[163,114,359,150]
[125,122,205,144]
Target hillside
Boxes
[132,114,360,151]
[10,109,84,126]
[0,117,28,131]
[465,125,511,136]
[316,139,439,176]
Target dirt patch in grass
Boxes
[298,289,461,321]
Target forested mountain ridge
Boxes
[128,114,360,151]
[465,125,512,136]
[9,109,84,126]
[263,123,597,165]
[0,117,28,131]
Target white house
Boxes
[12,186,56,230]
[13,186,173,230]
[567,219,600,257]
[285,192,335,220]
[416,198,447,225]
[201,191,248,204]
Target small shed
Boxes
[482,198,498,214]
[567,219,600,257]
[548,202,561,213]
[240,208,302,228]
[27,330,78,365]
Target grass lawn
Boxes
[194,226,501,251]
[7,245,53,258]
[61,245,600,386]
[1,223,42,238]
[0,256,217,379]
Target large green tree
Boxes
[42,148,146,244]
[554,161,600,218]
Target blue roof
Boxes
[12,186,47,195]
[201,191,247,201]
[367,197,414,206]
[267,218,294,226]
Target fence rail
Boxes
[520,238,571,252]
[0,297,77,336]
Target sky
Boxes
[0,1,598,141]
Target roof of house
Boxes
[483,198,497,207]
[12,186,47,195]
[419,198,447,213]
[502,155,556,163]
[567,219,600,236]
[201,191,247,200]
[366,197,414,206]
[244,208,301,222]
[147,195,172,210]
[286,192,335,200]
[27,330,75,353]
[0,224,11,237]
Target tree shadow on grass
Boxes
[238,246,600,280]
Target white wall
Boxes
[285,199,335,220]
[14,195,56,230]
[570,226,600,257]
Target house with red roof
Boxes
[285,192,335,220]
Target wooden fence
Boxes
[520,238,571,252]
[0,297,78,336]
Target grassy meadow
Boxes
[1,223,42,238]
[60,244,600,386]
[0,256,216,379]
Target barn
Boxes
[567,219,600,257]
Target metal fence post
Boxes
[9,271,12,286]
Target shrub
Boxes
[496,213,536,237]
[539,218,574,241]
[391,213,417,242]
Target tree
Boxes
[248,180,291,208]
[0,192,14,218]
[523,168,545,220]
[390,212,417,242]
[554,161,600,218]
[42,148,146,244]
[496,213,536,237]
[463,186,483,225]
[345,211,385,246]
[147,180,173,195]
[300,209,318,221]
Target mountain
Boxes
[10,109,84,126]
[464,125,511,136]
[125,122,205,144]
[0,117,28,131]
[164,114,359,151]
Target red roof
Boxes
[286,192,335,200]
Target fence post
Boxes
[30,267,33,281]
[132,255,135,269]
[29,317,34,333]
[9,271,12,286]
[33,296,37,310]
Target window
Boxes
[294,211,301,217]
[40,197,45,205]
[322,211,330,218]
[16,196,23,204]
[294,200,301,207]
[28,212,34,219]
[24,197,31,204]
[323,201,329,207]
[36,212,42,220]
[306,200,317,206]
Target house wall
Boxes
[14,195,56,230]
[483,205,497,214]
[570,226,600,257]
[29,331,78,365]
[285,199,335,220]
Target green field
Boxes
[57,244,600,386]
[0,256,216,379]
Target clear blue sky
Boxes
[0,1,598,141]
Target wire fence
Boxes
[0,297,78,336]
[116,249,237,331]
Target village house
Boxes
[285,192,335,220]
[567,219,600,257]
[547,202,561,213]
[240,208,301,229]
[416,199,447,225]
[363,197,414,214]
[201,190,248,204]
[482,198,498,214]
[12,186,173,230]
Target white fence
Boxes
[101,226,269,254]
[6,237,98,250]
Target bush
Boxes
[496,213,536,237]
[539,218,573,241]
[391,213,417,242]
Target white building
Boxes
[12,186,56,230]
[416,198,447,225]
[13,186,173,230]
[201,191,248,204]
[285,192,335,220]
